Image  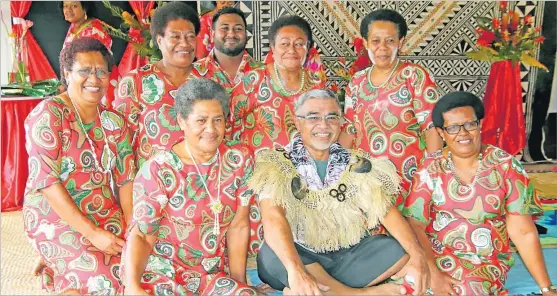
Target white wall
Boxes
[1,1,13,85]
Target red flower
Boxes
[353,37,366,54]
[330,83,339,92]
[524,15,534,25]
[510,12,520,32]
[476,28,484,35]
[535,36,545,44]
[501,13,509,31]
[499,1,508,11]
[502,30,510,41]
[129,28,144,43]
[492,18,500,29]
[477,31,497,46]
[535,26,542,33]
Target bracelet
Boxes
[426,149,442,158]
[540,285,556,293]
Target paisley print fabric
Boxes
[196,13,213,60]
[343,61,439,208]
[124,141,257,295]
[190,49,264,93]
[229,66,326,256]
[23,97,136,294]
[63,18,112,51]
[112,63,182,170]
[403,145,543,295]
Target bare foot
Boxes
[363,283,407,295]
[32,258,47,276]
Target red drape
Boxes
[481,60,526,155]
[1,98,43,212]
[11,1,57,82]
[117,1,154,75]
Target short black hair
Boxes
[268,15,313,46]
[151,2,200,42]
[360,9,408,40]
[58,1,95,20]
[212,7,247,29]
[59,37,114,86]
[432,91,485,128]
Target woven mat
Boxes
[1,212,44,295]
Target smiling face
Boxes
[365,21,404,69]
[212,13,247,56]
[178,99,226,155]
[64,51,109,105]
[157,19,197,68]
[437,106,483,159]
[295,98,342,153]
[271,25,309,70]
[62,1,87,24]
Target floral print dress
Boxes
[63,18,112,51]
[124,142,257,295]
[343,61,440,207]
[113,63,182,170]
[403,145,543,295]
[23,97,136,294]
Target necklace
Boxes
[273,62,306,96]
[184,142,223,236]
[69,97,113,174]
[447,151,483,193]
[368,58,400,89]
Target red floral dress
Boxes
[343,61,440,207]
[63,18,112,51]
[124,141,257,295]
[191,49,264,93]
[112,64,182,170]
[23,97,136,294]
[229,66,325,256]
[403,145,543,295]
[196,13,213,60]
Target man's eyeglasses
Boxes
[296,114,342,125]
[442,120,479,135]
[75,68,109,79]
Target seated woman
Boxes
[23,37,135,295]
[404,91,556,296]
[122,78,258,295]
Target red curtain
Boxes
[117,1,154,75]
[11,1,57,82]
[1,98,43,212]
[480,60,526,155]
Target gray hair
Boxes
[294,89,342,114]
[175,78,230,119]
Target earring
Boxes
[84,13,88,21]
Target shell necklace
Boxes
[185,142,223,235]
[447,151,483,193]
[274,62,306,96]
[368,58,400,89]
[69,97,113,174]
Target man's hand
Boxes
[286,267,329,296]
[429,269,461,295]
[391,252,430,295]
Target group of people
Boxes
[21,1,556,295]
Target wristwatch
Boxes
[540,285,556,293]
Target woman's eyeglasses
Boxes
[75,68,109,79]
[442,120,479,135]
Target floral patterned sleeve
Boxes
[236,148,255,207]
[24,100,63,192]
[341,77,358,136]
[196,14,211,60]
[131,158,169,236]
[229,70,261,140]
[503,157,543,215]
[105,109,137,185]
[402,162,435,225]
[409,64,440,132]
[112,71,142,146]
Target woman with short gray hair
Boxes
[122,78,258,295]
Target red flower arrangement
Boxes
[330,37,372,105]
[467,1,547,71]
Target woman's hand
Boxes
[429,269,461,296]
[86,228,125,255]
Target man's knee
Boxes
[257,243,288,290]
